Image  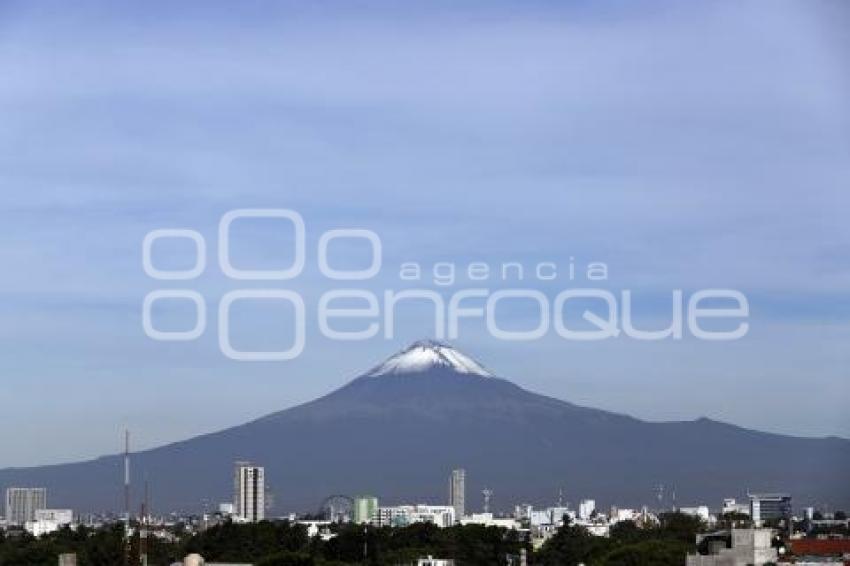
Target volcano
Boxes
[1,340,848,514]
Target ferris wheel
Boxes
[319,494,354,523]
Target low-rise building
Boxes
[295,520,336,541]
[24,509,73,536]
[376,505,456,528]
[609,507,639,524]
[722,498,749,517]
[686,528,778,566]
[575,519,610,537]
[460,512,520,530]
[788,539,850,564]
[679,506,712,523]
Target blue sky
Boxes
[0,0,848,467]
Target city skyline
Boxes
[1,341,846,516]
[0,463,814,524]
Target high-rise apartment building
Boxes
[449,469,465,520]
[233,462,265,522]
[5,487,47,525]
[353,496,379,524]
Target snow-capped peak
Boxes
[366,340,493,377]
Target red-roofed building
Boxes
[789,538,850,564]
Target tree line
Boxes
[0,512,705,565]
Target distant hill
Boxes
[1,340,848,515]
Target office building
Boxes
[748,493,791,525]
[4,487,47,525]
[449,469,465,520]
[233,461,265,522]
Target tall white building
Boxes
[578,499,596,520]
[233,462,265,522]
[449,469,465,520]
[5,487,47,525]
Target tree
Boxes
[657,512,704,543]
[598,539,691,566]
[609,520,645,544]
[535,519,610,565]
[257,551,316,566]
